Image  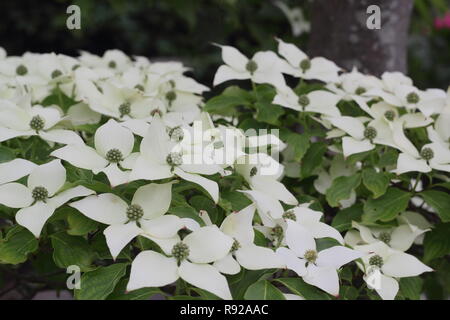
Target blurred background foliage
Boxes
[0,0,448,88]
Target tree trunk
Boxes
[308,0,414,76]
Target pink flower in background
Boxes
[434,12,450,30]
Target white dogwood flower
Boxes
[276,38,340,83]
[127,225,234,300]
[51,119,135,186]
[0,99,83,145]
[354,241,432,300]
[276,220,363,296]
[213,45,287,89]
[195,204,286,274]
[0,160,93,237]
[70,182,183,259]
[273,86,341,117]
[344,221,429,252]
[129,115,222,203]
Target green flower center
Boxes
[298,95,310,107]
[369,254,384,268]
[304,250,318,263]
[16,64,28,76]
[271,225,284,239]
[106,148,123,163]
[32,186,49,201]
[231,239,241,253]
[119,102,131,118]
[166,152,183,167]
[126,204,144,221]
[420,147,434,161]
[249,167,258,177]
[378,232,391,244]
[364,126,377,140]
[384,110,395,121]
[169,127,184,142]
[166,91,177,103]
[282,210,297,221]
[29,115,45,132]
[355,87,366,95]
[245,60,258,74]
[108,60,117,69]
[172,242,190,263]
[299,59,311,72]
[51,69,63,79]
[406,92,420,104]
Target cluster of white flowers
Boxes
[0,39,443,300]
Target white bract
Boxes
[127,226,234,300]
[70,182,183,259]
[51,119,135,186]
[0,160,93,237]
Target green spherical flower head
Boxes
[231,240,241,253]
[369,254,384,268]
[32,186,48,202]
[282,210,297,221]
[299,58,311,72]
[166,152,183,167]
[364,126,377,141]
[304,250,318,263]
[172,242,190,263]
[245,60,258,74]
[384,110,395,121]
[271,225,283,239]
[134,84,144,92]
[165,91,177,103]
[420,147,434,161]
[108,60,117,69]
[126,204,144,221]
[298,95,310,107]
[16,64,28,76]
[119,102,131,118]
[355,87,366,95]
[169,127,184,142]
[29,115,45,132]
[378,232,391,244]
[106,148,123,163]
[249,166,258,177]
[151,109,162,117]
[51,69,63,79]
[406,92,420,104]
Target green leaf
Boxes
[326,173,361,207]
[220,191,252,211]
[75,263,128,300]
[168,205,204,225]
[332,203,363,232]
[0,226,38,264]
[423,223,450,263]
[254,101,285,125]
[339,286,359,300]
[51,232,96,271]
[362,168,389,198]
[189,195,218,224]
[399,277,423,300]
[274,278,332,300]
[362,188,411,223]
[204,86,252,116]
[286,132,310,162]
[244,280,285,300]
[229,269,275,300]
[300,142,327,178]
[0,145,15,163]
[421,190,450,222]
[67,209,99,236]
